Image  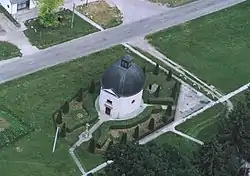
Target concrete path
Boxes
[0,0,245,84]
[139,82,250,145]
[108,0,169,24]
[172,129,204,145]
[0,13,39,56]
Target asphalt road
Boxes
[0,0,245,84]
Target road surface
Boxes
[0,0,245,84]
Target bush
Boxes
[55,110,62,125]
[153,63,159,75]
[59,123,66,138]
[148,118,155,130]
[148,97,174,105]
[120,133,127,144]
[133,126,139,139]
[62,101,69,114]
[88,138,96,153]
[89,79,96,94]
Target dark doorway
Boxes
[17,0,30,11]
[105,107,111,115]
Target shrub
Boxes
[62,101,69,114]
[88,138,96,153]
[148,118,155,130]
[167,70,172,81]
[120,133,127,144]
[55,110,62,125]
[133,126,139,139]
[76,88,83,102]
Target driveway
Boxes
[108,0,170,24]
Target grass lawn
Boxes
[147,1,250,93]
[175,103,225,141]
[76,142,105,171]
[0,41,21,60]
[0,45,161,175]
[24,9,98,49]
[153,132,199,159]
[76,0,122,29]
[149,0,195,7]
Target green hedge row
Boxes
[148,97,174,105]
[0,5,21,28]
[94,106,160,148]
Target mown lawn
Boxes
[153,132,199,159]
[0,45,160,175]
[175,103,225,141]
[0,41,21,60]
[147,1,250,93]
[24,9,98,49]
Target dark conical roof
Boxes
[100,55,146,97]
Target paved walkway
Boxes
[0,13,38,56]
[172,129,204,145]
[0,0,245,84]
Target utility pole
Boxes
[71,3,76,29]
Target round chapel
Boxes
[99,55,146,119]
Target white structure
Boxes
[0,0,36,15]
[99,55,146,119]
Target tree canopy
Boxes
[104,142,199,176]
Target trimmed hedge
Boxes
[94,106,160,148]
[148,97,174,105]
[0,5,21,28]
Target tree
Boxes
[120,133,127,144]
[171,82,179,98]
[167,70,172,81]
[76,88,83,102]
[88,138,96,153]
[104,143,199,176]
[153,63,159,75]
[166,105,172,116]
[37,0,64,28]
[106,140,114,151]
[148,118,155,130]
[154,85,161,97]
[89,80,95,94]
[55,110,62,124]
[59,123,66,138]
[133,126,139,139]
[198,139,230,176]
[62,101,70,114]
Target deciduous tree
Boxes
[133,126,139,139]
[55,110,62,124]
[62,101,70,114]
[89,79,96,94]
[153,63,159,75]
[37,0,64,27]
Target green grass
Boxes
[24,9,98,49]
[76,142,105,171]
[153,132,199,158]
[147,1,250,93]
[0,45,162,175]
[0,41,21,60]
[149,0,195,7]
[176,103,225,141]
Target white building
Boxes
[99,55,146,119]
[0,0,36,15]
